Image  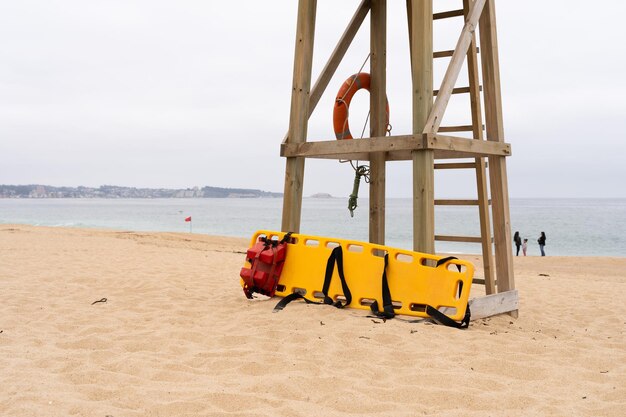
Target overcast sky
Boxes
[1,0,625,198]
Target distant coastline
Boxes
[0,184,282,199]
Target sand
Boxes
[1,224,625,416]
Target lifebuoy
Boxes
[333,72,390,140]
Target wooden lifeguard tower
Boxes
[280,0,518,318]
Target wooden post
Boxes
[479,0,516,309]
[464,0,496,294]
[409,0,434,254]
[369,0,387,245]
[281,0,317,233]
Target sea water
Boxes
[1,198,625,257]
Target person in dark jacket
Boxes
[513,231,522,256]
[538,232,547,256]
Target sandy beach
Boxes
[1,224,624,416]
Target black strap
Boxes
[436,256,461,271]
[426,304,471,329]
[279,231,293,244]
[369,254,395,319]
[273,246,352,311]
[273,291,324,312]
[427,256,470,329]
[321,246,352,307]
[436,256,464,297]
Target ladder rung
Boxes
[434,47,479,58]
[438,125,475,132]
[433,9,464,20]
[434,86,469,96]
[435,199,480,206]
[433,86,482,96]
[434,50,455,58]
[434,162,476,169]
[435,235,489,243]
[473,278,497,286]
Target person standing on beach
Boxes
[538,232,547,256]
[522,238,528,256]
[513,231,522,256]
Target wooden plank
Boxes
[469,290,519,320]
[433,9,464,20]
[395,150,477,161]
[281,134,510,158]
[434,47,479,58]
[434,162,477,169]
[281,0,317,233]
[433,150,491,159]
[425,133,511,156]
[480,0,515,305]
[369,0,387,245]
[437,124,475,132]
[434,49,454,58]
[434,199,488,206]
[464,0,495,295]
[409,0,434,255]
[423,0,487,133]
[279,148,497,162]
[434,86,471,96]
[281,135,422,157]
[434,86,470,95]
[435,235,484,243]
[472,278,497,286]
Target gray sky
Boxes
[1,0,625,198]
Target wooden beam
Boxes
[437,124,475,132]
[433,86,478,96]
[480,0,516,310]
[281,134,510,158]
[435,235,485,243]
[282,135,421,157]
[434,47,479,58]
[279,148,502,162]
[434,199,488,206]
[434,162,477,169]
[433,9,464,20]
[472,277,497,286]
[432,150,495,159]
[282,0,370,145]
[469,290,519,320]
[369,0,387,245]
[423,0,487,133]
[425,133,511,156]
[464,0,495,295]
[409,0,434,255]
[433,49,454,58]
[281,0,317,233]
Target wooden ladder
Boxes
[433,0,496,294]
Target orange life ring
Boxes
[333,72,390,140]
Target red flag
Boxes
[184,216,192,222]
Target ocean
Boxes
[1,198,625,257]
